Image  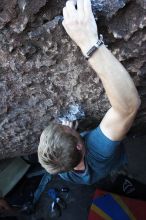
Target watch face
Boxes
[86,36,104,59]
[87,46,97,56]
[86,46,98,59]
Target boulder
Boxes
[0,0,146,159]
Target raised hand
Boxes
[62,0,98,55]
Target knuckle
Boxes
[66,1,72,8]
[63,7,66,12]
[66,1,70,6]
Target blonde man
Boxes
[38,0,140,185]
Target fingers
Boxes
[61,120,78,130]
[63,7,68,21]
[84,0,93,17]
[66,1,77,18]
[66,121,73,128]
[62,120,73,128]
[74,120,79,130]
[77,0,84,20]
[63,0,92,21]
[68,0,77,6]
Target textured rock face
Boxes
[0,0,146,159]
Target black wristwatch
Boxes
[84,34,106,60]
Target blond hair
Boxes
[38,122,82,174]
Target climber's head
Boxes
[38,121,85,174]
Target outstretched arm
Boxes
[62,0,141,141]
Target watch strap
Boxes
[85,35,105,60]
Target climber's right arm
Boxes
[62,0,141,141]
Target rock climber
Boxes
[38,0,141,185]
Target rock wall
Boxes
[0,0,146,159]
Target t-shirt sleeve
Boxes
[85,126,121,159]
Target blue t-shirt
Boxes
[59,126,126,185]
